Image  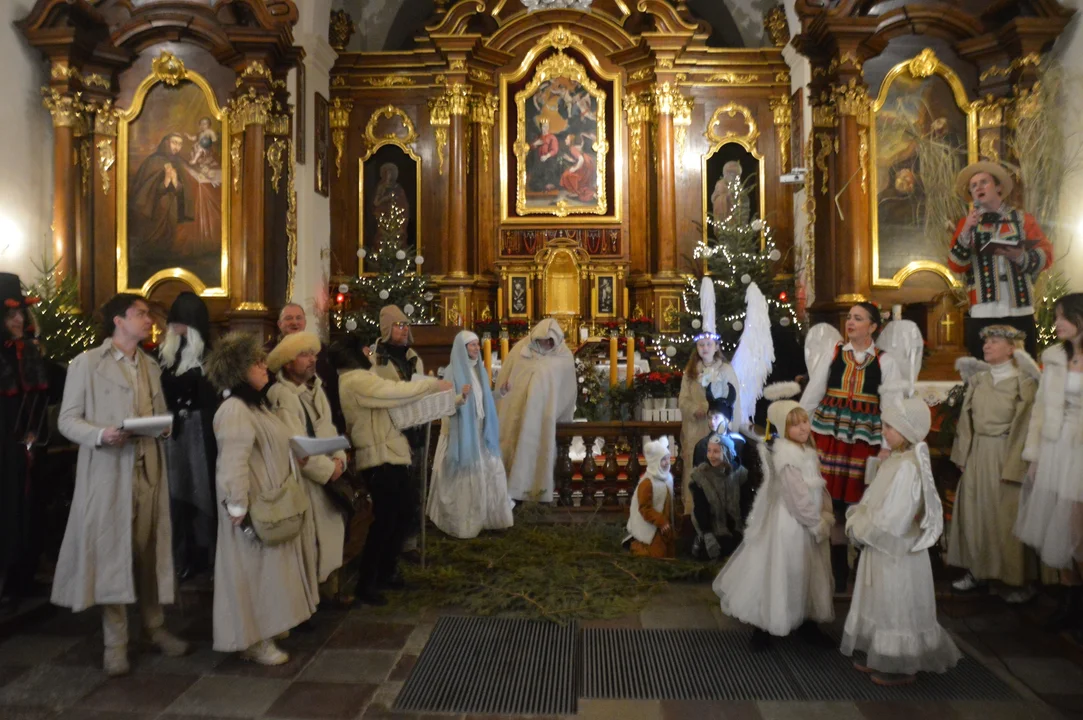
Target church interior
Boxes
[4,0,1083,718]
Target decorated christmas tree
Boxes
[21,260,97,364]
[337,232,435,349]
[653,177,801,367]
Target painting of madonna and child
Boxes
[519,72,607,215]
[125,80,226,292]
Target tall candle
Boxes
[623,287,630,318]
[591,285,598,318]
[500,336,509,362]
[626,334,635,388]
[457,286,466,326]
[483,336,492,381]
[497,286,504,319]
[609,334,619,388]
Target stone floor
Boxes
[0,580,1081,720]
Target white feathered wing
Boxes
[730,282,774,428]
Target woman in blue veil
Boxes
[427,331,514,538]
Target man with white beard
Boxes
[158,292,219,581]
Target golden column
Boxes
[41,89,85,294]
[227,86,274,314]
[446,83,471,279]
[830,77,872,304]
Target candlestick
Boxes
[482,333,492,383]
[499,332,509,363]
[591,285,598,318]
[609,333,619,388]
[626,332,635,389]
[623,287,630,318]
[497,286,503,319]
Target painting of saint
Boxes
[704,144,759,241]
[510,276,529,315]
[597,276,614,316]
[124,80,225,291]
[874,72,968,279]
[360,144,419,267]
[514,52,608,217]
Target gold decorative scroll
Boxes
[450,59,466,71]
[266,112,289,137]
[470,94,498,165]
[623,93,648,173]
[96,138,114,195]
[839,51,863,71]
[980,53,1041,82]
[151,51,186,87]
[79,139,90,196]
[980,134,1000,163]
[428,94,450,175]
[266,138,286,192]
[468,68,493,83]
[770,95,792,172]
[539,26,584,50]
[977,96,1009,128]
[657,58,674,70]
[236,61,273,87]
[775,70,790,83]
[764,5,789,48]
[329,98,353,177]
[93,100,119,136]
[364,105,419,148]
[230,136,242,193]
[227,87,273,131]
[331,76,347,87]
[512,50,609,218]
[41,89,85,129]
[1010,83,1041,127]
[811,98,836,129]
[446,83,470,116]
[235,301,269,312]
[803,127,816,296]
[630,67,652,81]
[285,140,298,303]
[705,102,759,152]
[707,72,759,84]
[366,75,415,87]
[908,49,939,79]
[815,131,832,194]
[832,78,870,124]
[859,127,869,194]
[51,64,110,90]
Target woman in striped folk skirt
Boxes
[800,303,901,593]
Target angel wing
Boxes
[730,282,774,428]
[954,356,990,384]
[804,322,842,383]
[911,442,945,552]
[876,319,924,388]
[1013,349,1042,383]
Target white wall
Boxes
[0,0,53,283]
[1051,0,1083,291]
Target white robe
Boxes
[495,319,577,503]
[713,439,834,636]
[841,450,961,675]
[428,365,514,538]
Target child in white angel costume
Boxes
[713,382,835,650]
[679,278,773,516]
[842,392,961,686]
[427,331,514,539]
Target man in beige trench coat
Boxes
[53,294,188,676]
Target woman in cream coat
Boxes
[206,333,318,665]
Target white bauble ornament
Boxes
[740,274,751,284]
[345,318,358,331]
[414,255,424,265]
[768,248,781,261]
[338,283,349,293]
[357,248,367,259]
[665,345,677,357]
[780,316,791,327]
[423,292,434,301]
[379,289,390,300]
[751,219,765,231]
[691,319,701,329]
[403,303,415,316]
[396,250,407,260]
[732,320,744,331]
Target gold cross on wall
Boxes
[940,314,955,342]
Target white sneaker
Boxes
[241,639,289,666]
[1003,586,1038,604]
[952,572,985,592]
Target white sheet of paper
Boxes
[121,415,173,437]
[289,435,351,458]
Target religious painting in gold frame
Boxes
[871,49,973,289]
[507,273,532,318]
[593,272,617,318]
[117,51,229,297]
[357,106,422,275]
[501,26,621,223]
[701,103,766,251]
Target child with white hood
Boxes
[713,382,835,650]
[623,438,676,558]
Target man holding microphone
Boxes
[948,161,1054,358]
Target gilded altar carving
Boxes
[96,138,115,195]
[450,59,466,71]
[428,93,450,175]
[80,139,91,196]
[470,94,498,165]
[775,70,790,83]
[704,102,759,150]
[266,138,286,192]
[770,94,792,172]
[41,89,86,129]
[832,78,870,123]
[707,72,759,84]
[908,49,939,79]
[230,136,242,192]
[366,75,415,87]
[815,131,832,194]
[538,26,583,50]
[980,53,1041,82]
[93,100,119,136]
[501,228,620,256]
[979,134,1000,163]
[468,68,493,83]
[764,5,789,48]
[839,51,863,71]
[803,127,816,295]
[285,140,298,303]
[227,87,273,130]
[151,51,186,87]
[446,83,471,116]
[329,98,353,177]
[51,64,110,90]
[811,98,837,128]
[623,93,649,173]
[236,61,273,87]
[672,92,693,170]
[657,58,674,70]
[977,95,1009,128]
[630,67,652,81]
[859,126,869,194]
[364,105,419,149]
[1011,82,1042,126]
[329,9,355,51]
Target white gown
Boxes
[427,365,514,539]
[713,439,834,636]
[841,451,961,675]
[1015,372,1083,568]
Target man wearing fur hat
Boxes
[53,294,188,676]
[624,438,676,558]
[948,161,1053,358]
[270,303,344,433]
[266,331,348,597]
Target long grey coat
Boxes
[52,340,174,612]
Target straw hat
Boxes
[955,161,1014,200]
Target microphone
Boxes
[973,200,983,213]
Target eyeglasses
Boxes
[392,322,409,329]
